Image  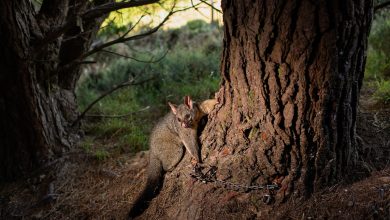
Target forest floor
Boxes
[0,86,389,220]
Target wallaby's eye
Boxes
[177,118,182,122]
[185,114,190,120]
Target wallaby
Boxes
[128,96,217,218]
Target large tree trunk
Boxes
[0,0,105,180]
[138,0,373,219]
[206,0,374,197]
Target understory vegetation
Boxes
[76,12,390,159]
[365,12,390,104]
[76,20,222,158]
[1,3,389,219]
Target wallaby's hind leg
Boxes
[156,142,184,172]
[128,155,163,219]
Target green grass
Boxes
[82,113,152,152]
[80,137,94,153]
[94,149,110,161]
[374,78,390,104]
[77,71,219,154]
[364,14,390,105]
[76,15,390,156]
[76,21,221,155]
[365,49,390,80]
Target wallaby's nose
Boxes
[181,122,191,128]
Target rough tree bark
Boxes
[138,0,373,219]
[0,0,101,180]
[0,0,150,180]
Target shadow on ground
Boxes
[0,88,389,219]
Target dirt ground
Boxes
[0,88,389,220]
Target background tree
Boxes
[137,0,374,218]
[0,0,169,180]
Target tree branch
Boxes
[100,49,169,63]
[191,0,209,19]
[75,60,97,65]
[80,2,200,59]
[198,0,222,13]
[375,1,390,12]
[80,10,173,59]
[72,77,156,126]
[85,106,150,118]
[82,0,159,20]
[38,0,159,45]
[120,14,146,38]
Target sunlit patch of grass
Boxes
[77,21,221,155]
[83,116,151,153]
[365,49,390,80]
[80,137,94,153]
[374,78,390,104]
[364,15,390,105]
[94,149,110,161]
[119,126,149,153]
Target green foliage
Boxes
[365,49,390,80]
[94,149,110,161]
[79,137,112,161]
[80,137,94,153]
[374,79,390,104]
[77,21,221,154]
[86,115,150,149]
[99,20,128,37]
[365,13,390,105]
[101,0,173,31]
[369,14,390,66]
[186,19,209,33]
[77,48,220,107]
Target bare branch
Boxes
[82,0,159,20]
[80,3,201,59]
[37,0,159,45]
[62,29,95,42]
[72,77,156,126]
[191,0,209,19]
[85,106,150,118]
[122,14,146,37]
[62,15,123,43]
[76,60,97,65]
[81,13,171,59]
[100,49,169,63]
[198,0,222,13]
[80,11,172,59]
[375,1,390,12]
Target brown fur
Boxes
[128,96,217,218]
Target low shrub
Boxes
[374,78,390,104]
[76,21,221,153]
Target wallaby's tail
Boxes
[128,155,164,219]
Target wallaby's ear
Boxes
[168,102,177,115]
[184,96,193,109]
